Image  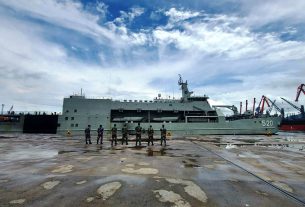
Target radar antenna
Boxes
[177,74,193,102]
[178,74,183,85]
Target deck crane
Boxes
[266,98,284,116]
[281,97,301,111]
[266,99,276,114]
[281,97,304,116]
[295,84,305,102]
[257,95,270,114]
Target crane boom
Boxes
[295,83,305,102]
[257,95,270,113]
[281,97,301,112]
[266,98,283,114]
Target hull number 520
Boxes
[262,120,273,127]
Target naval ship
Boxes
[57,76,282,136]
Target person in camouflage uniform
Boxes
[135,123,142,146]
[147,125,154,146]
[111,124,118,146]
[160,124,167,146]
[85,125,92,144]
[97,125,104,144]
[121,123,128,145]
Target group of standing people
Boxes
[84,123,167,146]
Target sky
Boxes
[0,0,305,114]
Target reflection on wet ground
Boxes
[0,132,304,206]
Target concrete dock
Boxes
[0,133,304,206]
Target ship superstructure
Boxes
[57,76,281,136]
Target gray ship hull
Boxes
[0,115,24,133]
[57,114,281,136]
[57,76,282,136]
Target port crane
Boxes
[266,98,284,116]
[295,84,305,102]
[281,97,304,116]
[266,99,276,114]
[281,97,301,111]
[256,95,270,114]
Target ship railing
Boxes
[2,111,62,116]
[66,95,181,103]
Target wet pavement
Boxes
[0,132,305,207]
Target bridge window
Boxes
[65,117,68,120]
[74,109,77,112]
[71,117,74,120]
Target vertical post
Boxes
[1,104,4,115]
[253,98,256,113]
[240,102,242,115]
[246,100,248,111]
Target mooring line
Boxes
[190,140,305,206]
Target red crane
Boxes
[295,84,305,102]
[257,95,270,114]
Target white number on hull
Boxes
[262,120,273,127]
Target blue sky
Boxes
[0,0,305,113]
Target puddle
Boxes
[97,181,122,200]
[9,199,26,204]
[233,138,262,143]
[183,163,201,168]
[58,150,78,154]
[130,146,147,150]
[182,159,201,168]
[147,148,166,156]
[153,190,191,207]
[121,167,159,175]
[41,180,60,190]
[52,164,74,173]
[3,147,57,160]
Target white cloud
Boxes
[114,7,145,25]
[165,8,200,24]
[0,0,122,45]
[241,0,305,26]
[96,1,108,19]
[0,2,304,115]
[153,11,305,61]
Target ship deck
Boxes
[0,133,304,207]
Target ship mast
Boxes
[178,74,193,102]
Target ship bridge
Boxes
[178,75,209,102]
